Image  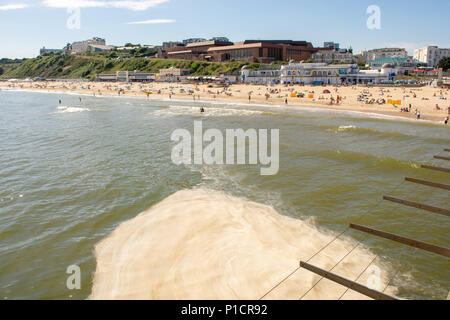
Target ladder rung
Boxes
[383,195,450,217]
[299,261,399,300]
[350,224,450,258]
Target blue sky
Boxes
[0,0,449,58]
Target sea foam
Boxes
[55,106,90,113]
[89,189,392,300]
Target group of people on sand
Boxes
[329,95,342,105]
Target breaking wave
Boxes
[54,106,90,113]
[151,105,264,118]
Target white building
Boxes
[87,44,114,52]
[71,37,107,54]
[312,49,353,64]
[414,46,450,67]
[96,71,156,82]
[279,62,392,85]
[357,48,407,63]
[241,66,281,84]
[159,67,191,82]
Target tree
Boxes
[0,67,3,76]
[437,57,450,71]
[125,43,140,47]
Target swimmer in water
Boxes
[200,107,205,113]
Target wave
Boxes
[312,149,425,170]
[89,189,391,300]
[54,106,90,113]
[337,125,358,132]
[324,125,450,144]
[151,105,264,118]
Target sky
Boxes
[0,0,449,58]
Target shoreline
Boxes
[1,81,449,126]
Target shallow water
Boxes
[0,90,448,300]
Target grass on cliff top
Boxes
[0,53,263,79]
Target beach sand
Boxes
[2,80,450,124]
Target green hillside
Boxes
[0,58,25,77]
[0,53,262,80]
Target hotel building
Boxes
[70,37,109,54]
[356,48,408,63]
[414,46,450,67]
[312,48,354,64]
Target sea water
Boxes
[0,90,448,300]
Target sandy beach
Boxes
[2,80,450,125]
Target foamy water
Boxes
[90,189,389,300]
[55,105,90,113]
[151,105,264,118]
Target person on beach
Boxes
[417,111,421,120]
[285,98,288,105]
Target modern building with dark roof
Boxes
[162,40,318,63]
[164,39,233,60]
[207,40,317,63]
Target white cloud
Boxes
[0,4,29,11]
[127,18,175,24]
[42,0,169,11]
